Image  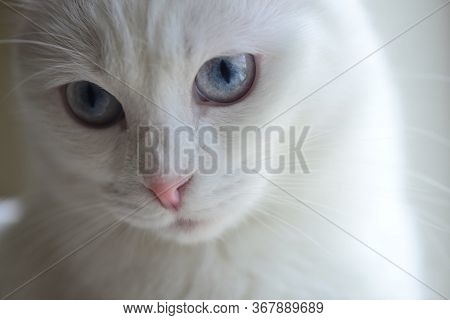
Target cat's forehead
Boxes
[24,0,297,66]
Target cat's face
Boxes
[15,0,311,243]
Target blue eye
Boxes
[195,53,256,104]
[65,81,124,126]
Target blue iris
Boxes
[195,54,256,104]
[65,81,124,126]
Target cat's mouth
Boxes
[163,216,225,244]
[171,218,204,230]
[147,217,214,244]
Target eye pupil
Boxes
[86,84,96,108]
[219,60,231,84]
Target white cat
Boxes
[0,0,445,298]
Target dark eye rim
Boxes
[194,53,257,105]
[62,81,125,128]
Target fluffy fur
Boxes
[0,0,446,298]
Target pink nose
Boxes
[147,177,190,210]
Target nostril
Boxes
[146,176,191,210]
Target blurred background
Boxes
[0,4,24,196]
[0,0,448,197]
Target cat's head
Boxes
[13,0,313,243]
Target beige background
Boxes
[0,5,24,196]
[0,0,448,197]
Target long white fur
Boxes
[0,0,447,298]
